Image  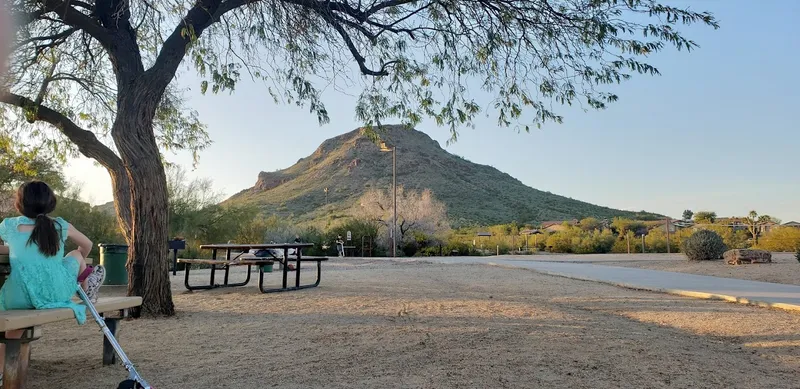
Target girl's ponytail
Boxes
[29,213,60,256]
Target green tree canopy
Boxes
[0,0,718,316]
[0,134,65,193]
[693,211,717,224]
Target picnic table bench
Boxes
[0,255,142,388]
[1,298,142,389]
[179,243,329,293]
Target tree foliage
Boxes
[0,134,65,192]
[693,211,717,224]
[546,226,614,254]
[1,0,719,146]
[682,209,693,221]
[757,227,800,253]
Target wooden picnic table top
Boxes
[199,243,314,250]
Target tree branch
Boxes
[36,0,114,47]
[0,92,132,231]
[146,0,254,90]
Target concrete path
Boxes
[424,257,800,312]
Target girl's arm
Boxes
[67,223,93,257]
[0,244,8,255]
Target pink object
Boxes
[78,265,94,282]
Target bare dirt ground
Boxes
[580,252,800,286]
[27,259,800,388]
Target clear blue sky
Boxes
[66,0,800,222]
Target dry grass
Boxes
[26,259,800,388]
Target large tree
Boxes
[359,186,450,245]
[0,0,718,316]
[743,210,773,246]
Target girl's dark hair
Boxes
[15,181,60,256]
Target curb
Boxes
[485,262,800,314]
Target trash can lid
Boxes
[98,243,129,249]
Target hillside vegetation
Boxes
[225,126,661,227]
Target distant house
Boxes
[708,217,778,235]
[759,221,779,234]
[541,220,577,233]
[651,219,684,233]
[782,221,800,228]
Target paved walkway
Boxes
[424,257,800,312]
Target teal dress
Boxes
[0,216,85,324]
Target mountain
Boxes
[95,201,116,216]
[224,126,662,227]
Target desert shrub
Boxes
[681,230,726,261]
[546,227,614,254]
[401,240,419,256]
[573,229,616,254]
[700,224,750,250]
[757,227,800,252]
[417,246,443,257]
[796,247,800,263]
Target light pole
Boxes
[379,142,397,257]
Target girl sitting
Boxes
[0,180,105,325]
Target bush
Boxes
[757,227,800,252]
[796,247,800,263]
[681,230,726,261]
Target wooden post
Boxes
[642,234,646,253]
[1,327,41,389]
[626,233,631,254]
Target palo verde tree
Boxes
[0,0,718,316]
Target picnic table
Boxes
[178,243,328,293]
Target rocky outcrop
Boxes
[253,171,293,191]
[724,249,772,265]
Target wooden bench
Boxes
[0,296,142,388]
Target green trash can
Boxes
[99,243,129,285]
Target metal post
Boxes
[392,146,397,257]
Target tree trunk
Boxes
[111,89,174,318]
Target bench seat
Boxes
[177,258,274,266]
[0,296,142,332]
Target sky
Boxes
[64,0,800,222]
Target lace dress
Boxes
[0,216,84,324]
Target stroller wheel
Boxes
[117,379,146,389]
